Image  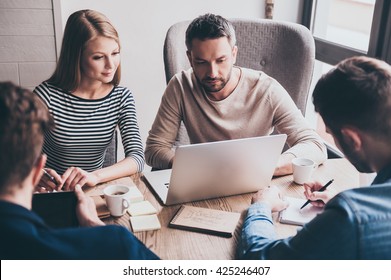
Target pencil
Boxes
[42,169,57,184]
[300,179,334,210]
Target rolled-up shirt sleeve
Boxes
[240,202,277,259]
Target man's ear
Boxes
[186,50,193,67]
[340,127,362,151]
[32,154,47,187]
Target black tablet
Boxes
[32,191,79,228]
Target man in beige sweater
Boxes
[145,13,327,176]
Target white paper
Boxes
[127,200,157,216]
[279,197,323,226]
[130,214,161,232]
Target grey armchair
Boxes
[163,18,317,148]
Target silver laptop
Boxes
[143,134,287,205]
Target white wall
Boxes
[274,0,303,23]
[55,0,302,166]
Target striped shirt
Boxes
[34,82,144,175]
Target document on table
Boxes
[279,197,323,226]
[169,205,240,238]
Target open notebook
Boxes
[279,197,323,226]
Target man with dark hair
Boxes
[241,56,391,259]
[0,82,158,259]
[145,13,327,176]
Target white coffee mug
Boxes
[292,158,316,184]
[103,185,132,217]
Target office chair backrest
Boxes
[163,18,315,145]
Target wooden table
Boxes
[87,158,359,260]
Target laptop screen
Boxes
[144,134,287,205]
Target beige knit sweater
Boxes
[145,67,327,169]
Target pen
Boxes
[42,169,57,184]
[300,179,334,210]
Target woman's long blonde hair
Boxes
[47,9,121,91]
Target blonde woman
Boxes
[34,10,144,191]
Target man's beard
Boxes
[200,77,227,93]
[336,134,373,173]
[198,71,231,94]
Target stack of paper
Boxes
[127,200,157,216]
[127,187,144,203]
[128,199,161,232]
[130,215,161,233]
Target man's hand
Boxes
[251,185,289,212]
[273,153,295,176]
[303,181,336,208]
[74,184,105,227]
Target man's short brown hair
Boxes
[0,82,53,193]
[313,56,391,140]
[185,13,236,50]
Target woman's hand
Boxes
[35,168,63,192]
[61,167,100,191]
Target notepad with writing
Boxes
[279,197,323,226]
[169,205,240,238]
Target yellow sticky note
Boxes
[130,214,161,232]
[128,187,143,203]
[127,200,157,216]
